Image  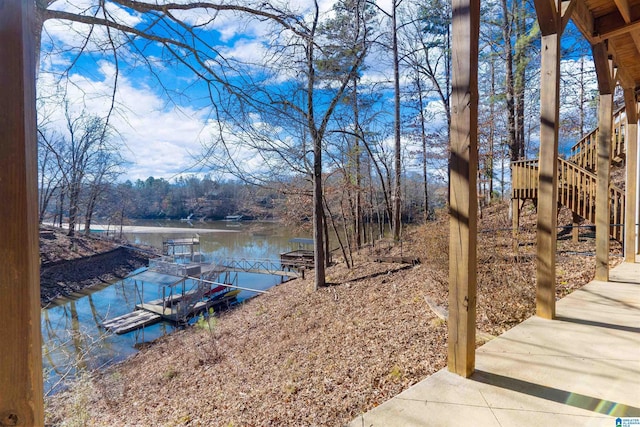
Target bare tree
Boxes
[37,130,64,224]
[390,0,403,241]
[83,148,124,235]
[40,107,116,236]
[399,0,452,220]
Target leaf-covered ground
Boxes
[45,201,622,426]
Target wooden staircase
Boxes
[511,107,627,242]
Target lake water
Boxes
[42,220,303,395]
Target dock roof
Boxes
[131,270,184,287]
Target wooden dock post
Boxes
[593,43,615,281]
[0,1,44,424]
[447,0,479,378]
[624,89,638,262]
[535,17,562,319]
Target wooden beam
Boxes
[625,89,638,262]
[571,0,595,42]
[561,0,577,33]
[0,1,44,425]
[592,42,615,94]
[626,89,639,123]
[448,0,479,378]
[615,65,635,90]
[630,30,640,57]
[606,39,636,89]
[534,0,559,35]
[536,32,561,320]
[594,6,640,42]
[595,93,614,280]
[614,0,633,23]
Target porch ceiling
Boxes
[571,0,640,90]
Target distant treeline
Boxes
[41,172,446,234]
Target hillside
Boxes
[44,202,622,425]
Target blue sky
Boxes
[37,1,598,186]
[38,0,400,182]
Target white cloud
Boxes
[43,1,142,54]
[37,0,405,183]
[38,60,212,181]
[220,39,270,64]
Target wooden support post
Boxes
[572,212,580,243]
[512,199,520,252]
[0,1,44,425]
[448,0,479,378]
[624,90,638,262]
[592,42,615,281]
[536,32,561,320]
[638,144,640,255]
[595,94,613,279]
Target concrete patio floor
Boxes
[349,262,640,427]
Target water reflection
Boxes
[42,221,299,394]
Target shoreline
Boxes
[46,222,240,234]
[40,246,152,307]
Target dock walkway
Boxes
[349,261,640,426]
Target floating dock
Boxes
[102,236,308,335]
[135,289,241,322]
[102,310,162,335]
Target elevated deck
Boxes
[280,250,314,269]
[350,261,640,426]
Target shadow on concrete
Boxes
[555,315,640,334]
[580,287,640,311]
[472,370,640,417]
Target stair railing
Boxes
[511,158,624,241]
[568,107,627,171]
[557,158,624,241]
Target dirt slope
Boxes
[45,202,622,426]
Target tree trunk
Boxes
[84,192,98,236]
[323,206,331,268]
[416,75,430,221]
[488,53,496,200]
[308,32,326,290]
[67,183,80,237]
[392,0,402,241]
[514,2,526,159]
[579,56,586,137]
[501,0,517,161]
[353,77,363,248]
[324,194,350,269]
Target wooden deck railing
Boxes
[512,158,625,242]
[568,107,627,171]
[511,159,538,200]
